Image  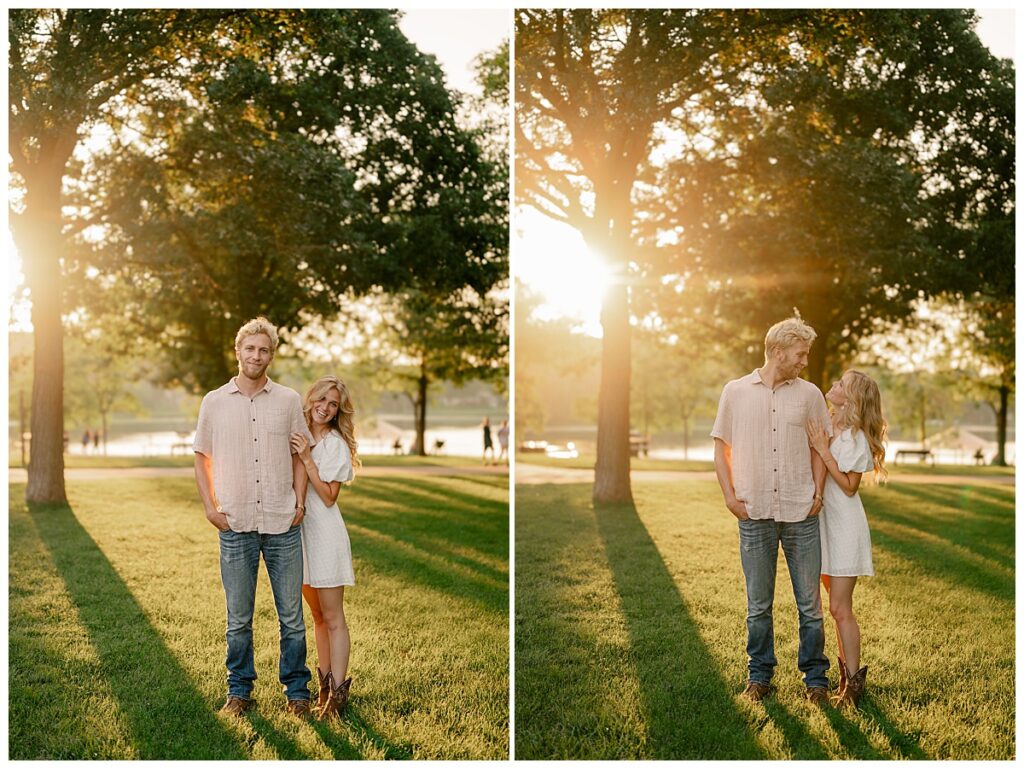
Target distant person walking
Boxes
[92,429,101,454]
[290,374,360,719]
[497,419,510,464]
[482,416,495,465]
[806,370,887,708]
[81,429,91,454]
[193,316,315,719]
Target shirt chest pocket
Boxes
[263,408,293,436]
[783,402,807,428]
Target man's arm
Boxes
[291,452,308,526]
[714,438,749,520]
[809,450,826,516]
[194,452,229,531]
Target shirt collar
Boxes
[751,368,796,388]
[226,375,275,395]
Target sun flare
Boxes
[515,208,609,336]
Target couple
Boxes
[193,317,359,720]
[712,317,887,708]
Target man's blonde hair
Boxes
[764,317,816,362]
[234,316,279,354]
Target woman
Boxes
[806,370,887,708]
[290,375,360,719]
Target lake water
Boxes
[64,419,500,458]
[647,439,1016,466]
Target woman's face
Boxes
[826,374,850,408]
[311,387,341,426]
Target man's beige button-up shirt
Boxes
[193,377,314,534]
[711,369,831,522]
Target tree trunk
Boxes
[413,369,429,457]
[994,383,1009,466]
[20,168,69,504]
[593,281,633,504]
[682,411,691,460]
[918,384,927,448]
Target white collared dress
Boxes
[301,430,356,587]
[820,427,875,577]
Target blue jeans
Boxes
[218,525,311,701]
[737,516,828,689]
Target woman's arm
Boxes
[290,433,342,506]
[806,420,863,497]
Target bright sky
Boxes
[515,9,1017,337]
[399,9,509,95]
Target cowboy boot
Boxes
[844,665,868,707]
[315,668,330,712]
[834,656,848,694]
[332,675,352,716]
[316,671,338,720]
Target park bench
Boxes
[629,434,650,458]
[895,448,934,466]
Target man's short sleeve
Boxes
[811,388,833,437]
[193,393,213,456]
[289,394,315,452]
[710,385,732,444]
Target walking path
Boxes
[8,464,509,484]
[515,463,1015,487]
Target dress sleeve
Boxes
[839,430,875,473]
[317,433,355,483]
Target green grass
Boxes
[515,452,715,472]
[515,478,1014,759]
[9,473,508,759]
[515,452,1014,478]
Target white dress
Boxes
[820,427,875,577]
[301,430,355,587]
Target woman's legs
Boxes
[302,584,331,675]
[827,576,860,674]
[316,586,351,682]
[820,575,845,662]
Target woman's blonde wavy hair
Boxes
[302,375,361,478]
[840,369,888,483]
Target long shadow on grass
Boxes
[348,523,507,615]
[27,501,247,759]
[870,521,1012,603]
[353,477,507,559]
[308,710,414,760]
[874,484,1014,571]
[593,500,770,759]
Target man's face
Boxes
[235,333,274,381]
[775,340,811,380]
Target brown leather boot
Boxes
[316,668,330,711]
[835,656,848,694]
[844,665,868,707]
[317,672,352,720]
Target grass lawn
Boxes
[515,478,1014,759]
[516,453,1014,478]
[9,472,508,759]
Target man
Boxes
[711,317,832,706]
[194,317,315,717]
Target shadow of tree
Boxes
[515,488,648,758]
[593,500,769,759]
[27,501,247,759]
